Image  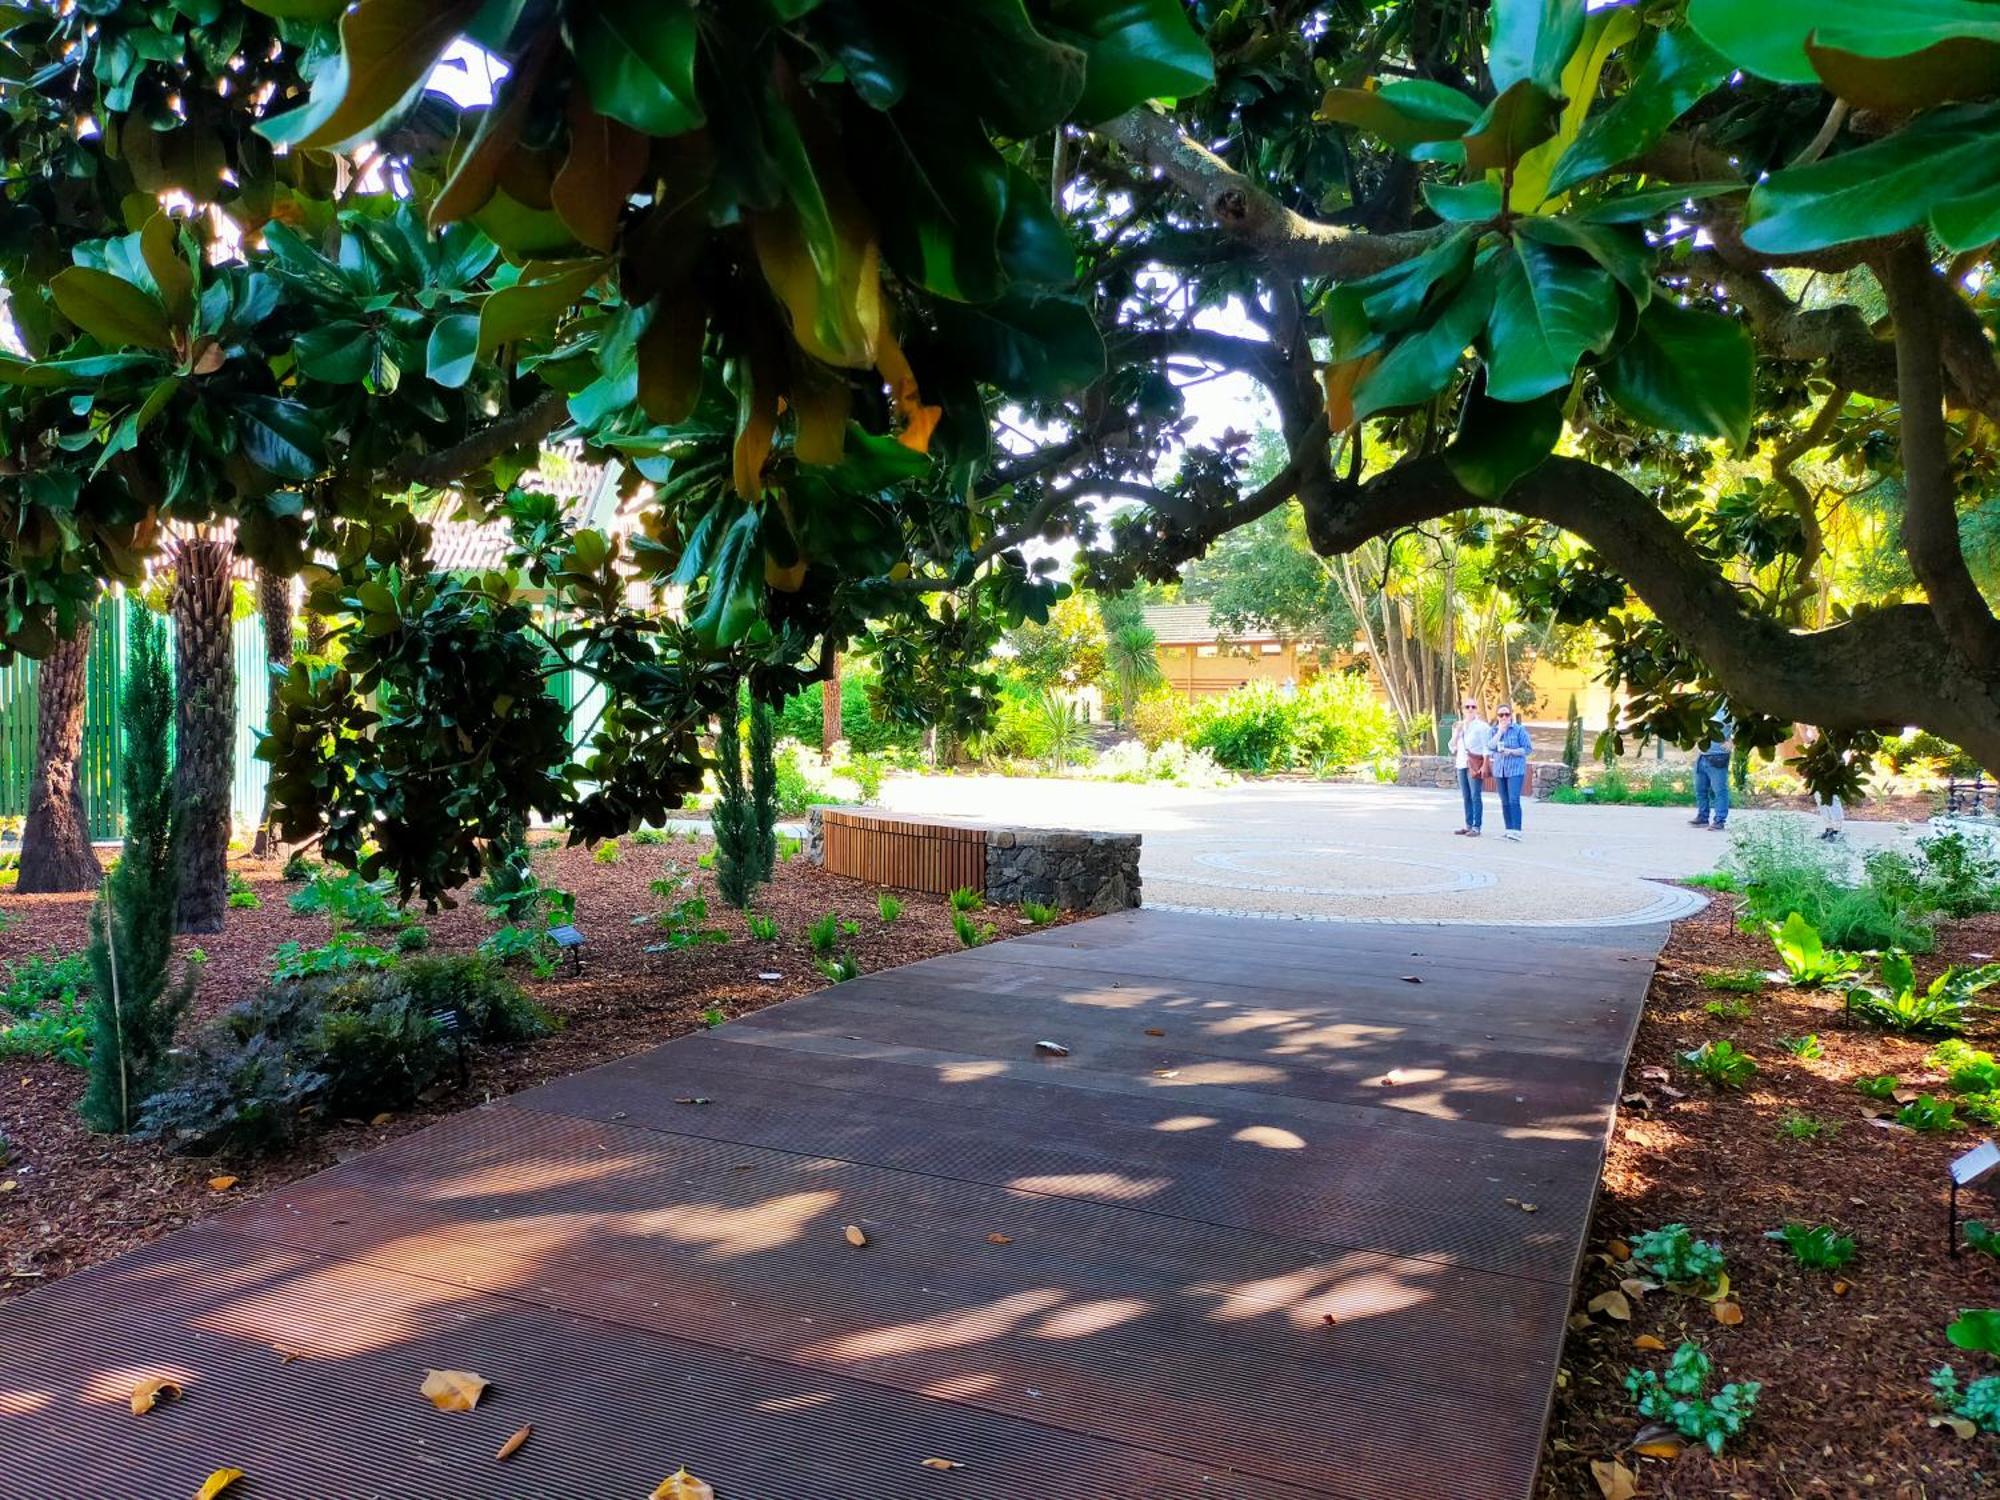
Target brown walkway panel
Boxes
[0,908,1664,1498]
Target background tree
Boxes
[250,564,293,858]
[81,601,192,1134]
[16,606,101,893]
[1098,593,1163,724]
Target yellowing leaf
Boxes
[985,1233,1012,1246]
[844,1224,869,1247]
[920,1457,965,1470]
[1700,1271,1731,1303]
[650,1468,715,1500]
[369,1112,393,1127]
[420,1369,491,1412]
[130,1377,183,1414]
[1323,352,1381,431]
[1607,1238,1632,1262]
[1590,1457,1639,1500]
[497,1424,532,1460]
[206,1176,238,1192]
[1586,1290,1631,1321]
[1632,1333,1667,1351]
[193,1469,245,1500]
[1630,1424,1686,1460]
[1931,1413,1979,1439]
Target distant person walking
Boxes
[1491,704,1532,841]
[1450,698,1491,837]
[1690,707,1735,832]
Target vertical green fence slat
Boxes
[82,594,126,840]
[231,614,271,834]
[0,645,32,825]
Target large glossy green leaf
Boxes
[1689,0,2000,108]
[257,0,483,150]
[293,319,378,384]
[572,0,705,138]
[942,1,1088,136]
[1316,79,1482,150]
[1048,0,1214,122]
[476,259,605,359]
[1598,300,1751,450]
[1548,26,1732,195]
[1574,181,1744,224]
[1487,0,1587,92]
[1481,238,1617,402]
[425,313,480,389]
[1422,180,1503,222]
[237,396,328,481]
[997,164,1076,286]
[675,498,764,646]
[0,353,164,388]
[1353,228,1476,332]
[1460,80,1560,174]
[1353,263,1496,420]
[1741,103,2000,255]
[931,289,1105,397]
[1516,216,1652,308]
[49,266,174,351]
[1444,384,1565,501]
[854,104,1009,302]
[242,0,348,17]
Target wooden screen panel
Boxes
[819,810,988,896]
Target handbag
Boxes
[1465,751,1490,779]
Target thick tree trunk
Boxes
[16,613,103,893]
[171,538,235,933]
[821,651,842,756]
[250,566,292,858]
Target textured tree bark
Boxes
[821,651,842,757]
[16,613,103,893]
[171,538,235,933]
[250,566,293,858]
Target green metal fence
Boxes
[0,593,275,841]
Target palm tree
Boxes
[1103,620,1162,726]
[17,605,103,892]
[168,530,235,934]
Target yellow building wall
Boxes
[1155,642,1316,698]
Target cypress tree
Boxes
[710,684,759,909]
[1563,693,1583,774]
[82,600,195,1132]
[750,692,778,881]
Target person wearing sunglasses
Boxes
[1490,704,1533,841]
[1449,697,1491,836]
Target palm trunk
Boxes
[171,537,235,934]
[17,613,103,892]
[250,566,293,858]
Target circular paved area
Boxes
[872,775,1929,928]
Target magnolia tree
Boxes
[2,0,1998,901]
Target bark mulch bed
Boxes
[1541,893,2000,1499]
[1,832,1062,1302]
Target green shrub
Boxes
[2,952,93,1015]
[479,924,558,977]
[1683,870,1741,893]
[633,826,669,846]
[270,933,395,981]
[279,851,317,882]
[953,910,996,948]
[1931,1365,2000,1435]
[876,892,904,923]
[396,924,431,953]
[1131,692,1190,751]
[288,868,403,931]
[395,954,550,1044]
[1546,764,1695,807]
[774,667,922,754]
[592,838,622,866]
[948,887,983,912]
[1727,821,1933,952]
[1625,1343,1760,1455]
[136,1033,324,1155]
[1681,1039,1757,1089]
[747,914,780,942]
[1630,1224,1726,1287]
[313,999,451,1114]
[1910,828,2000,918]
[1766,1223,1855,1270]
[1845,952,2000,1034]
[227,872,261,910]
[806,912,840,955]
[1187,681,1296,771]
[1933,1041,2000,1095]
[1766,913,1864,988]
[1897,1094,1959,1132]
[1020,900,1057,926]
[0,984,91,1066]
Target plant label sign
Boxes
[549,925,585,949]
[1951,1139,1999,1188]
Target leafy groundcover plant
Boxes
[1765,913,1864,988]
[1630,1225,1726,1289]
[1845,952,2000,1035]
[1765,1223,1855,1272]
[1933,1311,2000,1436]
[1625,1342,1760,1455]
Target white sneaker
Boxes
[1505,831,1522,841]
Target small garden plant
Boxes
[1845,952,2000,1035]
[948,887,983,913]
[876,892,904,924]
[1766,1223,1856,1271]
[637,871,729,954]
[806,912,841,956]
[1630,1225,1726,1289]
[1682,1039,1757,1090]
[1624,1342,1761,1455]
[1964,1222,2000,1263]
[1897,1094,1959,1132]
[817,951,862,983]
[1020,901,1057,927]
[747,914,780,943]
[1778,1034,1823,1059]
[1856,1074,1901,1100]
[1932,1311,2000,1436]
[1776,1111,1835,1142]
[1704,995,1753,1021]
[592,838,622,865]
[1766,913,1863,988]
[953,909,997,948]
[1700,969,1764,993]
[227,871,261,910]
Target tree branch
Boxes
[1878,244,2000,675]
[389,390,568,490]
[1097,108,1450,278]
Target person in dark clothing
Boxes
[1690,708,1735,831]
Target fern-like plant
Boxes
[876,892,904,923]
[1845,951,2000,1035]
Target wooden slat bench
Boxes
[807,806,1141,910]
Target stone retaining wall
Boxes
[806,807,1141,913]
[1396,754,1576,799]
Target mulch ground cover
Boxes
[1,831,1057,1301]
[1541,893,2000,1499]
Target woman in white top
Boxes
[1449,699,1491,837]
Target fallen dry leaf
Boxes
[985,1233,1012,1245]
[1633,1334,1667,1351]
[130,1376,182,1414]
[674,1096,711,1106]
[420,1369,491,1412]
[206,1176,237,1193]
[1639,1066,1670,1083]
[844,1224,869,1247]
[650,1468,715,1500]
[1586,1290,1632,1322]
[1711,1298,1744,1326]
[1930,1413,1979,1440]
[369,1111,393,1126]
[1607,1239,1632,1262]
[1618,1277,1658,1300]
[1832,1277,1852,1297]
[1144,1028,1165,1037]
[193,1470,245,1500]
[1630,1423,1686,1460]
[1700,1272,1732,1304]
[1034,1040,1069,1057]
[1590,1457,1639,1500]
[1567,1312,1593,1332]
[1399,974,1423,984]
[920,1457,965,1471]
[497,1424,532,1461]
[1321,1312,1338,1326]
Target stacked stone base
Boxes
[806,807,1141,913]
[1395,754,1576,799]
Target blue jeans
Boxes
[1694,752,1731,825]
[1496,774,1524,831]
[1458,767,1484,829]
